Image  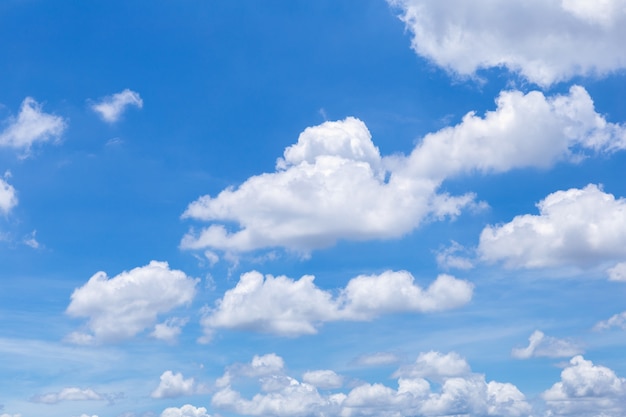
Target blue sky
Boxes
[2,1,626,416]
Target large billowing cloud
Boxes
[511,330,583,359]
[90,89,143,123]
[0,97,66,153]
[479,185,626,269]
[182,86,626,256]
[542,355,626,416]
[388,0,626,86]
[211,352,532,417]
[200,270,473,339]
[65,261,198,344]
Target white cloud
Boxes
[479,184,626,269]
[543,355,626,416]
[201,270,473,338]
[151,317,189,343]
[302,370,344,389]
[0,414,21,417]
[182,87,626,255]
[607,262,626,282]
[91,89,143,123]
[0,178,17,214]
[388,0,626,86]
[65,261,198,344]
[151,371,196,399]
[160,405,211,417]
[0,97,66,153]
[216,353,286,388]
[594,312,626,331]
[435,241,474,270]
[393,351,471,381]
[31,387,103,404]
[511,330,583,359]
[353,352,402,367]
[211,352,532,417]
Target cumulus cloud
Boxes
[479,184,626,269]
[0,97,66,153]
[182,87,626,255]
[151,317,189,343]
[160,405,211,417]
[31,387,104,404]
[91,89,143,123]
[200,270,473,338]
[65,261,198,344]
[151,371,197,399]
[0,178,17,214]
[594,312,626,331]
[211,352,532,417]
[393,351,471,381]
[302,370,344,389]
[511,330,583,359]
[543,355,626,416]
[388,0,626,86]
[216,353,286,388]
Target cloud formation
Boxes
[30,387,104,404]
[91,89,143,123]
[182,86,626,255]
[479,185,626,269]
[0,178,17,214]
[0,97,66,153]
[388,0,626,86]
[151,371,197,399]
[211,352,532,417]
[201,270,473,338]
[65,261,198,344]
[160,405,211,417]
[511,330,583,359]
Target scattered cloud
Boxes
[479,184,626,269]
[22,230,39,249]
[65,261,198,344]
[511,330,583,359]
[0,97,66,154]
[211,352,532,417]
[91,89,143,123]
[393,351,471,381]
[160,405,211,417]
[543,355,626,416]
[302,370,344,389]
[151,371,196,399]
[150,317,189,343]
[607,262,626,282]
[30,387,104,404]
[0,177,17,214]
[594,311,626,331]
[352,352,402,367]
[388,0,626,86]
[435,241,474,270]
[200,270,473,338]
[182,86,626,255]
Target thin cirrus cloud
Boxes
[65,261,198,345]
[211,352,532,417]
[479,184,626,271]
[199,270,473,340]
[90,89,143,123]
[387,0,626,86]
[182,86,626,256]
[511,330,583,359]
[0,97,66,153]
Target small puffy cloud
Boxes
[65,261,198,344]
[151,317,189,343]
[91,89,143,123]
[543,355,626,416]
[201,270,473,338]
[607,262,626,282]
[0,97,66,153]
[393,351,471,381]
[353,352,402,367]
[0,178,17,214]
[211,352,532,417]
[479,184,626,269]
[151,371,196,399]
[302,370,344,389]
[511,330,583,359]
[160,405,211,417]
[31,387,103,404]
[183,87,626,255]
[216,353,285,388]
[388,0,626,86]
[594,311,626,331]
[435,241,474,270]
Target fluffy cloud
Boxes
[0,97,66,153]
[201,270,473,338]
[65,261,198,344]
[151,317,189,343]
[182,87,626,255]
[388,0,626,86]
[151,371,196,399]
[594,311,626,331]
[31,387,104,404]
[511,330,583,359]
[91,89,143,123]
[607,262,626,282]
[216,353,286,388]
[393,351,471,381]
[479,185,626,269]
[160,405,211,417]
[211,352,532,417]
[302,370,344,389]
[543,355,626,416]
[0,178,17,214]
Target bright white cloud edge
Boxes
[90,89,143,123]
